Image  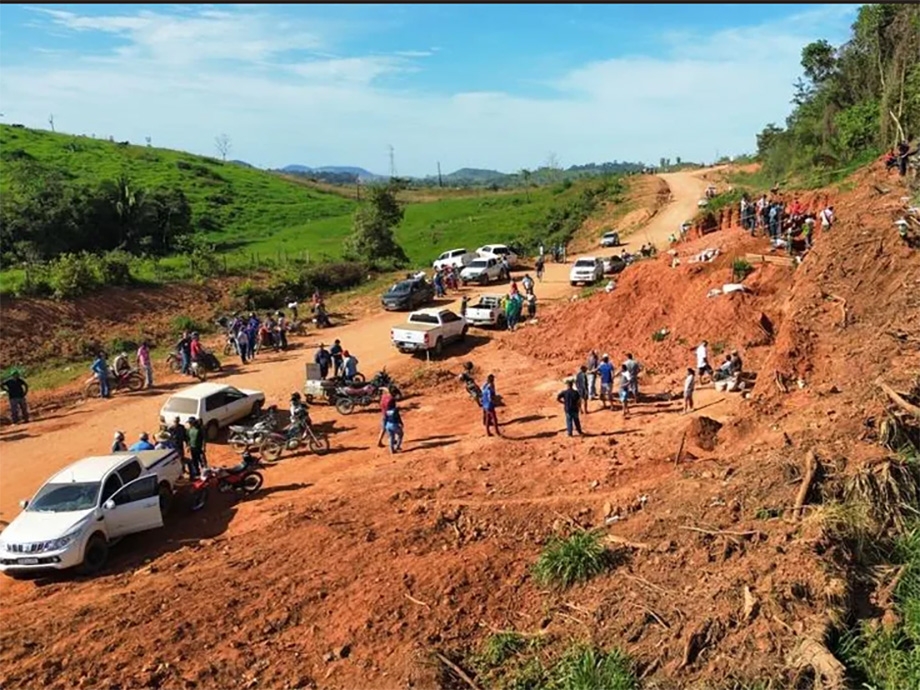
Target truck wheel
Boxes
[158,482,173,517]
[77,534,109,576]
[206,420,220,442]
[433,338,444,358]
[570,281,577,287]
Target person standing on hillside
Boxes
[315,343,332,379]
[586,350,599,402]
[557,377,583,437]
[136,341,153,389]
[236,328,249,365]
[682,368,696,414]
[820,205,834,233]
[376,385,393,448]
[1,371,30,424]
[535,255,545,282]
[597,354,615,409]
[696,341,712,381]
[383,396,404,454]
[481,374,501,437]
[623,353,641,402]
[575,365,590,415]
[619,364,632,417]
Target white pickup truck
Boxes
[0,449,183,578]
[464,294,506,328]
[391,308,468,357]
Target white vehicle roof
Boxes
[48,455,140,483]
[478,244,509,252]
[439,248,468,255]
[575,256,598,262]
[166,383,244,399]
[411,307,453,315]
[602,230,618,236]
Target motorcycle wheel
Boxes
[235,472,264,496]
[351,372,366,384]
[308,432,330,456]
[211,356,222,372]
[190,488,209,512]
[83,380,102,399]
[229,434,250,453]
[259,436,285,464]
[335,398,355,415]
[167,356,181,374]
[126,372,144,392]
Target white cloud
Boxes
[1,5,859,175]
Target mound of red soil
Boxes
[687,415,723,451]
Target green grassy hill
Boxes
[0,125,623,293]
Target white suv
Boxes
[433,248,476,271]
[476,244,518,268]
[159,383,265,441]
[569,257,605,286]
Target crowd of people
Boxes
[111,414,207,478]
[738,193,834,254]
[312,340,359,380]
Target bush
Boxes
[48,252,101,299]
[302,261,366,292]
[171,315,208,336]
[97,250,135,286]
[732,258,754,281]
[532,530,614,588]
[550,645,636,690]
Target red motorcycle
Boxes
[189,453,264,511]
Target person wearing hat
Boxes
[129,432,155,452]
[557,376,583,437]
[154,430,175,450]
[314,343,331,379]
[112,430,127,453]
[1,370,30,424]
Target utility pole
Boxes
[437,161,443,188]
[388,144,397,179]
[48,114,55,132]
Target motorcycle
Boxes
[222,333,240,356]
[189,452,264,512]
[167,349,222,375]
[83,368,144,399]
[228,406,281,452]
[258,415,331,463]
[334,370,402,415]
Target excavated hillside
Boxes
[0,163,918,690]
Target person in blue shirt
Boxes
[481,374,501,437]
[315,343,332,379]
[383,397,404,453]
[343,351,359,381]
[91,352,111,399]
[128,432,155,452]
[596,354,615,409]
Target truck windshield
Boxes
[575,259,595,267]
[408,313,439,325]
[164,396,198,414]
[28,482,100,512]
[388,281,414,294]
[468,260,489,269]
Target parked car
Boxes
[464,294,506,328]
[602,255,628,275]
[381,276,435,311]
[460,257,505,285]
[569,257,605,286]
[159,383,265,441]
[433,248,477,271]
[391,308,468,357]
[600,230,621,247]
[0,449,183,577]
[476,244,519,268]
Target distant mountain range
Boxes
[275,160,647,188]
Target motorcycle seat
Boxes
[228,425,248,433]
[344,385,372,396]
[226,461,250,474]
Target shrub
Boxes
[48,252,100,299]
[480,632,528,668]
[550,645,637,690]
[732,258,754,281]
[97,250,135,286]
[171,315,208,336]
[302,261,366,292]
[651,328,670,342]
[532,530,614,588]
[188,245,221,278]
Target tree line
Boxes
[756,4,920,177]
[0,158,193,268]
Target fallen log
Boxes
[434,652,481,690]
[876,378,920,419]
[605,534,651,550]
[789,620,846,690]
[793,451,818,520]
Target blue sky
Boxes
[0,4,860,176]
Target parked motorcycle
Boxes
[82,368,144,399]
[259,415,330,463]
[189,452,264,512]
[166,349,222,375]
[334,370,402,415]
[223,334,240,357]
[228,406,281,452]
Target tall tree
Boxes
[342,182,409,268]
[214,133,231,161]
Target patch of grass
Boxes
[651,328,670,343]
[532,530,615,589]
[711,341,727,356]
[838,522,920,690]
[755,507,783,520]
[732,258,754,281]
[549,644,637,690]
[480,632,529,667]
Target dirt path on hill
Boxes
[0,171,709,522]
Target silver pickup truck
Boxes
[464,294,506,328]
[391,308,468,357]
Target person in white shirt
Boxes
[820,206,834,232]
[683,368,696,413]
[696,341,712,380]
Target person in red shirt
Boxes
[189,333,203,363]
[377,385,394,447]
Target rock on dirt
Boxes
[687,416,724,452]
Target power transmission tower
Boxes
[388,144,397,179]
[437,161,443,188]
